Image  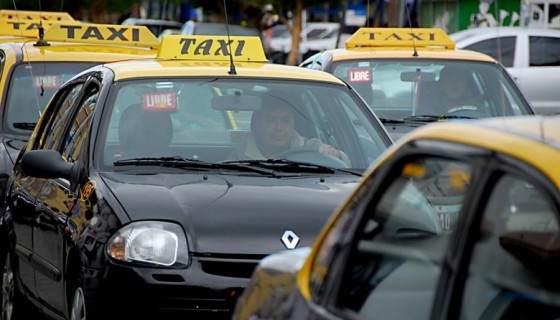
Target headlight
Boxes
[107,221,189,267]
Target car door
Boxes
[9,81,85,301]
[33,79,99,314]
[437,156,560,319]
[301,141,488,319]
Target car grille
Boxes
[199,257,261,278]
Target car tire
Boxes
[0,251,36,320]
[68,272,87,320]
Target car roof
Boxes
[393,115,560,186]
[325,27,497,63]
[107,59,344,83]
[101,35,345,84]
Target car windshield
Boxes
[331,59,533,121]
[5,62,97,134]
[98,78,390,172]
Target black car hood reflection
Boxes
[100,172,357,255]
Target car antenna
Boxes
[223,0,237,75]
[366,0,370,27]
[404,2,418,57]
[33,1,50,47]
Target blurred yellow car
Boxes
[234,114,560,320]
[300,27,535,140]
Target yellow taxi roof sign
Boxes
[157,35,268,62]
[0,19,79,37]
[0,10,74,21]
[43,22,159,48]
[346,27,455,50]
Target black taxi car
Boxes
[234,115,560,320]
[0,34,392,319]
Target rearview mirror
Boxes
[400,71,437,82]
[212,95,262,111]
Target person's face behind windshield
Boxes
[254,104,296,156]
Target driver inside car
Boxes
[230,94,350,165]
[438,65,485,115]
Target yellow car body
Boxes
[235,114,560,319]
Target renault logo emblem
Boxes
[281,230,300,249]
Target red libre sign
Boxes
[142,92,177,112]
[348,69,371,83]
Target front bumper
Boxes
[83,255,260,317]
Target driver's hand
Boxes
[319,144,343,159]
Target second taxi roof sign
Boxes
[157,35,268,63]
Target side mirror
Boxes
[21,150,82,188]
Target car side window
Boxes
[529,36,560,67]
[459,173,560,319]
[334,157,474,319]
[38,83,84,150]
[61,83,99,162]
[465,36,515,67]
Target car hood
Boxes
[100,172,358,255]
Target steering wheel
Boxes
[447,105,489,118]
[275,147,350,168]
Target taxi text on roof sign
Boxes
[346,27,455,50]
[43,22,159,48]
[0,10,75,21]
[157,35,268,63]
[0,19,81,37]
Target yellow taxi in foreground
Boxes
[0,34,392,319]
[301,27,535,140]
[234,115,560,320]
[0,22,158,215]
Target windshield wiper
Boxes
[13,122,37,130]
[223,159,361,176]
[403,114,475,122]
[378,117,425,125]
[114,156,279,176]
[114,156,214,170]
